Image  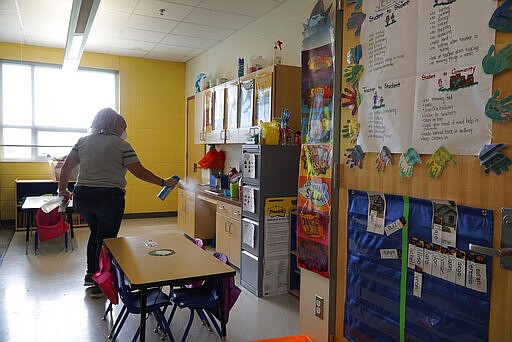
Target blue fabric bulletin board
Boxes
[344,190,493,342]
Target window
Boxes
[1,61,118,161]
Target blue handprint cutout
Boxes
[347,44,362,64]
[347,0,364,11]
[347,11,366,36]
[482,44,512,75]
[345,145,365,169]
[485,90,512,121]
[489,0,512,33]
[479,144,512,175]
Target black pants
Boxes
[73,186,125,274]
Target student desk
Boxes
[103,231,236,342]
[21,196,75,255]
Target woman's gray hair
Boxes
[90,108,126,134]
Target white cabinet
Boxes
[216,201,241,268]
[194,64,301,144]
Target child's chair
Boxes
[167,252,241,341]
[34,207,69,253]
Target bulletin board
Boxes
[344,190,493,341]
[336,0,512,340]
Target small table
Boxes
[104,231,236,342]
[21,196,75,255]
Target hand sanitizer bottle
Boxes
[157,176,180,200]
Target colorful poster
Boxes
[301,44,334,144]
[357,0,496,155]
[298,1,334,279]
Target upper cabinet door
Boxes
[204,85,225,144]
[194,92,206,144]
[204,89,213,133]
[225,81,239,143]
[239,78,254,129]
[255,71,273,124]
[213,85,225,133]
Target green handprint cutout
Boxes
[485,89,512,121]
[342,120,360,144]
[343,65,364,86]
[482,44,512,75]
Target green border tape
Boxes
[400,196,410,342]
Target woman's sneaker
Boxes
[84,273,94,286]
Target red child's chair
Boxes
[34,207,69,253]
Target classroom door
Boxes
[186,96,204,184]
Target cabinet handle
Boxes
[225,129,230,140]
[234,210,240,216]
[224,221,229,232]
[219,205,225,210]
[228,221,232,234]
[220,130,224,140]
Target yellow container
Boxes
[260,120,279,145]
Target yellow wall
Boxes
[0,42,186,221]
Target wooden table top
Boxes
[104,231,235,288]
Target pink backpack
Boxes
[35,208,69,242]
[93,245,119,304]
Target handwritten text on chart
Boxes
[418,96,479,143]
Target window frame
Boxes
[0,59,119,162]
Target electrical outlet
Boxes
[314,294,324,319]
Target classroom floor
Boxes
[0,217,299,341]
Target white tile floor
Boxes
[0,217,299,341]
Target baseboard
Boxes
[122,212,177,219]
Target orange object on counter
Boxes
[198,145,225,170]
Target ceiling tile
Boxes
[171,22,234,40]
[151,43,192,55]
[108,37,156,51]
[119,27,166,43]
[160,0,202,6]
[134,0,193,21]
[198,0,262,16]
[93,9,130,27]
[249,0,283,18]
[99,0,139,13]
[160,33,211,48]
[126,14,178,33]
[0,10,20,25]
[18,0,71,17]
[185,8,250,29]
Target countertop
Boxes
[183,185,242,207]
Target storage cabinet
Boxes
[194,64,301,144]
[177,189,216,240]
[240,145,300,296]
[215,201,241,268]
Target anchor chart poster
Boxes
[357,0,495,155]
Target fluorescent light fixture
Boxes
[63,0,101,71]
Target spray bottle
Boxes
[157,175,180,200]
